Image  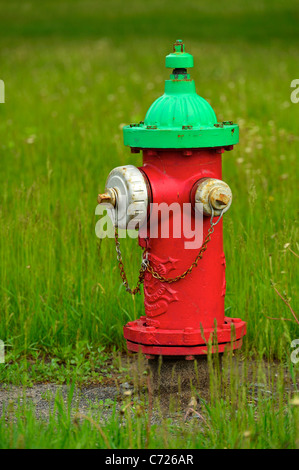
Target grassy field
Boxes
[0,0,298,449]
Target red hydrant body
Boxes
[124,148,246,357]
[98,40,246,358]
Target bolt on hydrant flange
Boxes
[97,40,246,358]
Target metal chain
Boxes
[114,203,225,294]
[146,205,224,283]
[114,227,148,295]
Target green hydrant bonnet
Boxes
[123,40,239,149]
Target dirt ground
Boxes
[0,356,298,423]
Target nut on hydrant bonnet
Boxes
[97,40,246,359]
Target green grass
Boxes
[0,342,116,387]
[0,355,298,449]
[3,400,296,449]
[0,0,298,359]
[0,0,298,449]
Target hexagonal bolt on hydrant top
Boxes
[97,39,247,364]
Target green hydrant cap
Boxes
[123,40,239,149]
[165,39,194,69]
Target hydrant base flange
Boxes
[126,339,244,356]
[98,40,248,360]
[124,316,246,356]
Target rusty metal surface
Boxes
[194,177,232,216]
[97,187,116,207]
[126,338,244,356]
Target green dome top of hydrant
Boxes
[123,40,239,149]
[165,39,194,69]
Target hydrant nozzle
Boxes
[194,178,232,216]
[97,188,116,207]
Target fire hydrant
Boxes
[98,40,246,360]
